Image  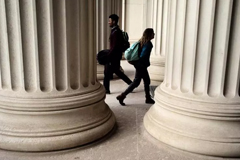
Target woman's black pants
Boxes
[123,65,151,98]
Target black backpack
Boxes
[121,31,130,52]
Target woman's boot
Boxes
[145,95,155,104]
[144,85,155,104]
[116,93,126,106]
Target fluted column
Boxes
[148,0,170,84]
[144,0,240,157]
[96,0,122,80]
[0,0,115,151]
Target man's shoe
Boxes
[106,90,111,94]
[116,94,126,106]
[145,97,155,104]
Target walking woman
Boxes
[116,28,155,106]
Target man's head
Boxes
[108,14,119,28]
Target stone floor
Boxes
[0,60,239,160]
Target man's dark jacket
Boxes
[108,25,124,61]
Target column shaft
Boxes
[0,0,115,151]
[144,0,240,157]
[148,0,170,84]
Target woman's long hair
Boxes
[139,28,154,48]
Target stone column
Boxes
[0,0,115,151]
[148,0,170,84]
[96,0,122,80]
[144,0,240,157]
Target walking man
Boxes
[104,14,132,94]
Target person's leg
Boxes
[116,66,141,105]
[111,60,132,85]
[114,69,132,84]
[103,63,112,94]
[122,70,141,95]
[141,68,155,104]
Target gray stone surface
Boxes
[0,61,239,160]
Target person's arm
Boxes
[137,42,153,68]
[140,42,152,59]
[108,30,119,57]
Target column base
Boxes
[97,64,105,80]
[144,85,240,157]
[97,63,124,80]
[0,85,116,152]
[148,56,165,85]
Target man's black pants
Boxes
[104,60,132,92]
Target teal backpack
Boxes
[124,42,140,64]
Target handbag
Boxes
[124,42,140,63]
[97,49,110,65]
